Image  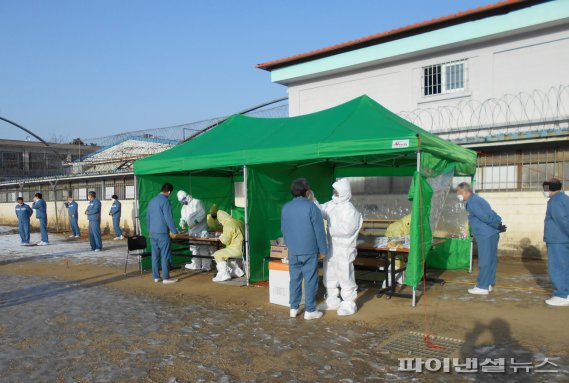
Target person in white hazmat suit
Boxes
[310,178,363,316]
[177,190,212,272]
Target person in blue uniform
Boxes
[457,182,503,295]
[15,197,33,245]
[542,178,569,307]
[85,191,103,251]
[64,196,81,238]
[109,194,123,240]
[32,192,49,245]
[281,178,328,320]
[146,183,178,284]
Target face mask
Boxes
[543,191,550,198]
[457,194,464,202]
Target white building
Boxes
[257,0,569,257]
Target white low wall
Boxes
[0,200,137,236]
[0,191,554,257]
[478,191,549,259]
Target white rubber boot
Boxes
[337,300,357,316]
[318,288,341,310]
[228,260,244,278]
[212,261,231,282]
[201,257,212,272]
[185,258,202,271]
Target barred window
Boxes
[77,188,87,200]
[125,185,135,199]
[105,186,115,200]
[480,166,517,190]
[476,148,568,191]
[423,65,441,96]
[2,151,23,170]
[423,60,467,96]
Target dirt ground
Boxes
[1,228,568,382]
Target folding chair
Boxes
[124,235,152,275]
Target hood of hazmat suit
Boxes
[177,190,192,205]
[331,178,352,205]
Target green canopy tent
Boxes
[134,95,477,299]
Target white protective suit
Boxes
[177,190,211,271]
[314,179,363,316]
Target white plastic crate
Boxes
[269,261,304,307]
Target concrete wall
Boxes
[286,23,569,118]
[478,191,551,259]
[0,200,137,237]
[0,192,554,258]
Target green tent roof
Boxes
[134,95,477,176]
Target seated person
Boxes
[385,213,411,237]
[212,210,245,282]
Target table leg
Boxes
[378,253,390,297]
[390,252,396,296]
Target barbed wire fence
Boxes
[82,99,289,148]
[398,85,569,140]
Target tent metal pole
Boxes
[295,160,326,168]
[243,165,250,286]
[469,242,474,274]
[469,175,476,273]
[134,175,140,235]
[412,137,421,308]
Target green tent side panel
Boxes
[427,237,472,270]
[247,163,334,283]
[138,173,235,262]
[138,174,187,241]
[405,172,433,288]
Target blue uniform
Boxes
[146,194,178,280]
[544,191,569,298]
[86,198,102,250]
[65,200,81,237]
[15,203,33,244]
[109,199,122,237]
[466,193,502,290]
[32,198,48,243]
[281,197,328,312]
